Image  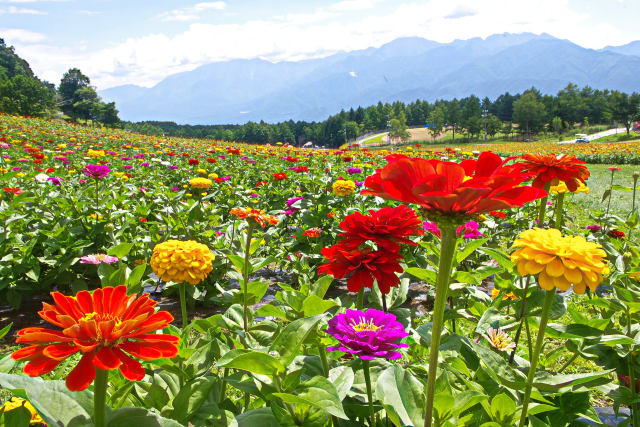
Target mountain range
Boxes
[99,33,640,125]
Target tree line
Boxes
[126,84,640,148]
[0,39,120,126]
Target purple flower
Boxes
[169,165,179,170]
[141,162,150,167]
[347,167,362,175]
[79,254,119,265]
[47,177,64,186]
[325,308,409,360]
[78,179,87,184]
[586,224,602,233]
[83,164,111,179]
[286,196,305,207]
[123,165,133,170]
[171,186,179,191]
[423,220,485,239]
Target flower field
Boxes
[1,113,640,426]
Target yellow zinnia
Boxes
[0,397,44,425]
[190,177,212,189]
[150,240,215,285]
[332,179,356,196]
[510,228,609,294]
[549,180,590,195]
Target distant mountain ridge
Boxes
[99,33,640,125]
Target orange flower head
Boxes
[230,207,279,227]
[11,285,178,391]
[518,154,589,192]
[150,240,215,285]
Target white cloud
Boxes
[1,28,46,43]
[330,0,382,12]
[349,71,357,77]
[157,1,226,22]
[78,10,101,15]
[1,5,45,14]
[9,0,640,90]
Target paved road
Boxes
[558,128,627,144]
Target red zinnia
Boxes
[362,152,546,216]
[3,187,23,195]
[318,244,403,294]
[273,172,287,181]
[608,229,626,239]
[518,154,590,192]
[188,158,199,165]
[489,211,507,219]
[338,205,424,251]
[11,285,178,391]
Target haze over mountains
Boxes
[99,33,640,125]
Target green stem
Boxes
[356,287,364,310]
[219,368,228,404]
[93,368,108,427]
[554,193,565,229]
[242,223,255,333]
[537,182,551,226]
[606,170,615,218]
[319,344,330,377]
[424,225,458,427]
[627,308,638,426]
[509,277,531,364]
[558,352,579,373]
[518,290,555,427]
[179,282,188,330]
[363,359,375,426]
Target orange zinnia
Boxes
[11,285,178,391]
[230,207,279,227]
[517,154,589,192]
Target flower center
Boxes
[350,318,380,332]
[78,312,122,327]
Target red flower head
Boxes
[188,158,199,165]
[489,210,507,219]
[273,172,288,181]
[518,154,590,192]
[608,229,626,239]
[11,286,178,391]
[362,152,546,217]
[338,205,424,251]
[318,244,403,294]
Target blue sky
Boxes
[2,0,639,90]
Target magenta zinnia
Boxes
[325,308,409,360]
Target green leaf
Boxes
[215,349,285,376]
[302,295,337,316]
[479,247,515,270]
[255,304,288,320]
[126,263,147,289]
[405,266,436,285]
[2,405,33,427]
[612,185,633,192]
[246,280,269,304]
[0,322,12,340]
[108,242,134,258]
[456,238,489,264]
[602,189,612,203]
[230,408,280,427]
[490,393,516,422]
[273,376,348,419]
[269,314,324,366]
[97,263,116,287]
[375,365,424,427]
[169,376,219,423]
[311,275,333,298]
[107,407,182,426]
[328,366,354,401]
[0,373,93,426]
[227,254,246,275]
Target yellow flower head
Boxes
[483,328,516,352]
[510,228,609,294]
[230,207,279,228]
[0,397,44,424]
[87,149,106,158]
[491,288,518,300]
[332,179,356,196]
[549,180,590,195]
[190,177,212,189]
[208,173,218,179]
[150,240,215,285]
[197,168,207,176]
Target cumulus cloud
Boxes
[9,0,637,90]
[157,2,226,22]
[1,28,46,43]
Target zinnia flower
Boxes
[549,180,590,194]
[303,228,322,238]
[189,177,212,189]
[337,205,424,251]
[483,327,516,352]
[318,244,403,294]
[510,228,609,294]
[83,164,111,179]
[491,288,518,300]
[150,240,215,285]
[325,308,408,360]
[79,254,118,265]
[230,207,279,228]
[586,224,602,233]
[0,397,44,424]
[362,152,546,217]
[11,286,178,391]
[332,179,356,196]
[518,154,589,192]
[272,172,287,181]
[608,229,626,239]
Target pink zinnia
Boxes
[79,254,119,265]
